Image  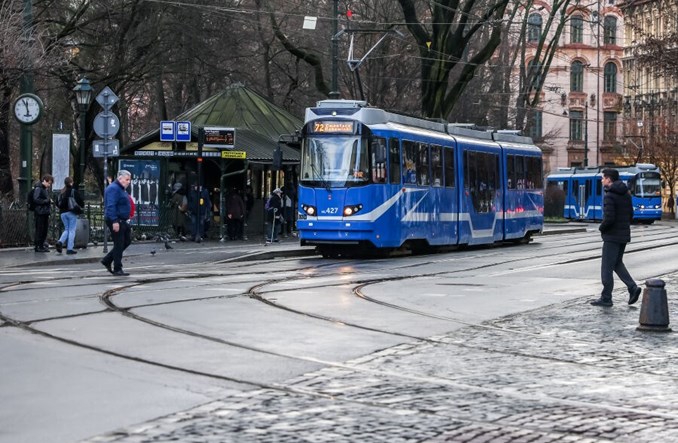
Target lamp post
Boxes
[584,101,589,167]
[73,77,92,194]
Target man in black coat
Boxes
[32,174,54,252]
[591,168,642,307]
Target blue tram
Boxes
[546,163,662,223]
[296,100,544,256]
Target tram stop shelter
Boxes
[120,83,303,239]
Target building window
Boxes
[571,14,583,43]
[528,13,542,42]
[527,110,543,140]
[603,16,617,44]
[527,59,542,90]
[570,61,584,92]
[570,110,583,141]
[603,112,617,141]
[604,63,617,93]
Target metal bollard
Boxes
[637,279,672,332]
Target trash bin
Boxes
[74,217,90,249]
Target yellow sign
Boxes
[221,150,247,159]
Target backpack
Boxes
[264,196,271,211]
[26,187,36,211]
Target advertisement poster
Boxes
[119,159,161,226]
[51,133,71,191]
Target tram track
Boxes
[5,312,671,443]
[3,229,678,440]
[4,297,678,434]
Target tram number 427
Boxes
[321,207,339,215]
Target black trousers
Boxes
[601,241,636,300]
[103,221,132,272]
[34,214,49,248]
[227,218,243,240]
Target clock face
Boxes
[14,94,43,125]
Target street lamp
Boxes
[584,101,589,167]
[73,77,92,194]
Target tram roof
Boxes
[307,99,536,146]
[547,163,661,179]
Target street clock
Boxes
[13,93,44,125]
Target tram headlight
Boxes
[343,204,363,216]
[302,204,316,216]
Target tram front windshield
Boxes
[301,136,369,187]
[629,174,661,197]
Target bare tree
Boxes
[0,0,64,196]
[396,0,511,119]
[511,0,574,132]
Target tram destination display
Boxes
[311,121,355,134]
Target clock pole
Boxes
[18,0,34,199]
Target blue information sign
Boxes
[176,121,191,142]
[160,120,175,141]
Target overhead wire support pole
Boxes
[338,27,404,101]
[330,0,339,98]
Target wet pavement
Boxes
[1,223,586,269]
[11,221,677,442]
[83,271,678,442]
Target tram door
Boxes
[572,178,594,220]
[461,150,502,245]
[572,179,587,220]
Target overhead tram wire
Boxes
[140,0,520,28]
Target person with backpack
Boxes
[30,174,54,252]
[55,177,84,255]
[170,182,188,240]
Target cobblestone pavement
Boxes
[85,274,678,443]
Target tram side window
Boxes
[417,143,430,186]
[525,156,542,189]
[515,156,526,189]
[402,140,418,184]
[507,155,516,189]
[370,137,387,183]
[388,139,401,185]
[465,151,499,213]
[431,145,443,187]
[508,155,542,189]
[444,148,455,187]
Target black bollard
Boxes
[637,279,672,332]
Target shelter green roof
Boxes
[124,83,303,159]
[175,83,302,140]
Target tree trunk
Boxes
[0,84,13,196]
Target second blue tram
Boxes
[296,100,544,256]
[546,163,663,223]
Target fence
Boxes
[0,200,179,248]
[0,198,273,248]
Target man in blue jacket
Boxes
[591,168,642,307]
[101,170,132,276]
